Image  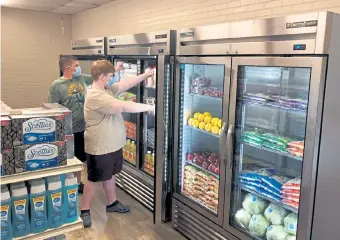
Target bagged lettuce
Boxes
[235,208,252,228]
[264,203,288,225]
[286,235,296,240]
[266,225,288,240]
[249,214,270,237]
[243,193,269,214]
[283,213,298,235]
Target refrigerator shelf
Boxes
[238,100,307,115]
[185,125,220,138]
[244,141,303,161]
[186,161,219,179]
[189,93,223,101]
[240,185,298,214]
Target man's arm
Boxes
[116,69,153,94]
[48,84,62,103]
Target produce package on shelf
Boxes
[287,141,304,158]
[190,76,223,98]
[264,203,288,225]
[124,121,136,140]
[243,193,269,215]
[186,151,220,175]
[266,225,288,240]
[249,214,270,237]
[281,177,301,210]
[283,213,298,236]
[187,112,222,135]
[117,92,136,102]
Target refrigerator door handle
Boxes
[219,122,227,162]
[226,124,234,169]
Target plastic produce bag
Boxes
[235,208,252,228]
[264,203,288,225]
[243,193,269,214]
[286,235,296,240]
[266,225,288,240]
[249,214,270,237]
[284,213,298,235]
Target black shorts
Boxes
[74,131,86,162]
[86,149,123,182]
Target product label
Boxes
[24,144,58,171]
[33,196,45,211]
[14,199,26,215]
[32,196,46,228]
[13,199,28,233]
[67,188,78,218]
[0,205,9,221]
[51,192,63,225]
[1,205,10,237]
[23,118,56,144]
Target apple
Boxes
[211,153,218,157]
[215,157,221,164]
[201,155,208,161]
[202,161,209,169]
[215,167,220,175]
[208,164,217,173]
[193,157,203,166]
[194,153,201,157]
[187,153,194,162]
[208,155,217,163]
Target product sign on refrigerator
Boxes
[106,30,176,224]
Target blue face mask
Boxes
[107,76,115,87]
[73,66,81,78]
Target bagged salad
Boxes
[283,213,298,236]
[264,203,288,225]
[266,225,289,240]
[234,208,252,228]
[249,214,270,237]
[242,193,269,215]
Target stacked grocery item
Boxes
[243,130,304,158]
[124,121,136,140]
[143,97,156,116]
[117,92,136,102]
[1,103,74,176]
[145,66,157,88]
[281,177,301,210]
[235,193,298,239]
[186,151,220,175]
[123,140,136,165]
[147,128,155,149]
[183,165,219,212]
[190,76,223,98]
[144,151,155,176]
[242,92,307,111]
[119,63,137,80]
[187,112,222,135]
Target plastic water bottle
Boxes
[1,185,13,240]
[30,179,47,233]
[47,176,64,228]
[10,182,30,238]
[63,173,79,223]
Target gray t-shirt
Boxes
[84,83,126,155]
[48,74,92,133]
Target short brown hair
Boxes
[59,55,77,72]
[91,60,115,80]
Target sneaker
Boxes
[78,182,84,194]
[106,201,130,213]
[80,211,91,228]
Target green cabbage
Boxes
[264,203,288,225]
[286,235,296,240]
[266,225,288,240]
[249,214,270,237]
[283,213,298,236]
[242,193,269,214]
[235,208,252,228]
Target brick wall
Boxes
[1,7,72,108]
[72,0,340,39]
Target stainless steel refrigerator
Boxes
[106,30,176,223]
[172,12,340,240]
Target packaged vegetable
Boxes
[266,225,289,240]
[286,235,296,240]
[283,213,298,236]
[235,208,252,228]
[249,214,270,237]
[242,193,269,214]
[261,175,291,192]
[264,203,288,225]
[282,177,301,190]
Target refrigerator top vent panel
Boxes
[71,37,106,56]
[177,11,339,55]
[107,30,176,56]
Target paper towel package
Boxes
[42,103,73,136]
[1,116,12,150]
[11,113,66,146]
[14,141,67,173]
[1,149,15,176]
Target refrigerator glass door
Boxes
[174,57,231,225]
[224,57,326,240]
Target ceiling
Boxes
[1,0,114,14]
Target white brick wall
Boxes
[1,7,72,108]
[72,0,340,39]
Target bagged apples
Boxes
[242,193,269,214]
[235,208,252,228]
[266,225,288,240]
[264,203,288,225]
[286,235,296,240]
[283,213,298,236]
[249,214,270,237]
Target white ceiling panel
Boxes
[64,2,98,9]
[4,4,54,11]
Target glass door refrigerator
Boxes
[172,11,340,240]
[106,30,176,223]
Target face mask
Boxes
[107,76,115,87]
[73,66,81,78]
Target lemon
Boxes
[211,126,220,135]
[198,114,205,122]
[199,122,206,130]
[188,118,195,126]
[205,123,212,132]
[218,119,222,128]
[211,117,220,126]
[204,115,212,124]
[193,120,200,128]
[203,112,211,116]
[194,112,201,120]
